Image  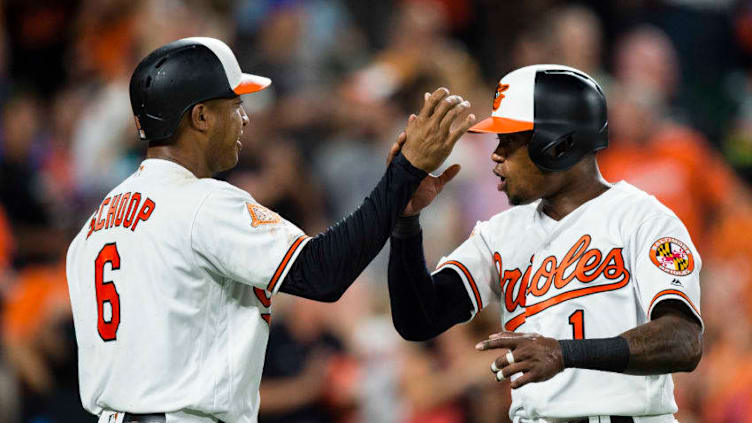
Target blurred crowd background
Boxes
[1,0,751,422]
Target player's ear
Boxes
[189,103,211,133]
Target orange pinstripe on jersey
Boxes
[648,289,700,317]
[437,260,483,310]
[266,235,309,293]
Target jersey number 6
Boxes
[95,243,121,341]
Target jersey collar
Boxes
[137,158,198,179]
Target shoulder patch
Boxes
[246,202,281,227]
[649,237,694,276]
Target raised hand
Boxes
[398,88,476,173]
[476,331,565,389]
[386,88,475,216]
[387,129,462,216]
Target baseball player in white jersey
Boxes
[386,65,703,423]
[65,37,476,423]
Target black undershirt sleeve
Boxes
[279,153,426,301]
[388,221,474,341]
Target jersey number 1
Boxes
[568,309,585,340]
[95,243,121,341]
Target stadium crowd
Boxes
[1,0,751,422]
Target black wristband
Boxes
[392,214,421,239]
[558,336,630,373]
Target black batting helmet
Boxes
[469,64,608,172]
[129,37,271,142]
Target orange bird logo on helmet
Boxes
[493,83,510,111]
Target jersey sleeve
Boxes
[630,213,703,330]
[431,220,498,318]
[191,187,310,294]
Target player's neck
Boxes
[539,162,610,221]
[146,145,213,178]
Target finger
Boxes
[489,331,530,340]
[439,100,470,135]
[437,164,461,188]
[408,113,416,126]
[418,87,450,119]
[510,371,537,389]
[492,350,512,370]
[397,130,407,145]
[386,132,406,165]
[488,330,535,339]
[500,361,529,380]
[430,95,463,127]
[476,333,526,351]
[448,113,477,146]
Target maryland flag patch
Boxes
[246,202,281,227]
[649,237,695,276]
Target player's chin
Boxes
[226,153,240,170]
[217,151,240,173]
[507,191,535,206]
[507,195,524,206]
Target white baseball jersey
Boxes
[66,159,310,422]
[434,181,702,421]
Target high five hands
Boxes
[386,88,476,216]
[476,331,565,389]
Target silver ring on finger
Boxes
[506,350,515,365]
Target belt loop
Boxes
[589,417,611,423]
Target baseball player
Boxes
[387,65,703,423]
[65,37,475,423]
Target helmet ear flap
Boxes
[529,127,606,172]
[529,125,583,172]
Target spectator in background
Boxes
[69,0,149,203]
[547,5,613,92]
[2,0,78,94]
[70,0,230,206]
[0,16,10,106]
[399,323,502,423]
[334,0,497,238]
[724,71,752,182]
[724,3,752,182]
[37,87,89,230]
[600,26,746,249]
[599,81,741,250]
[612,26,684,121]
[1,243,86,421]
[0,205,12,277]
[231,137,328,233]
[259,296,358,423]
[689,210,752,422]
[0,91,65,267]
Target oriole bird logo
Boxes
[493,83,510,111]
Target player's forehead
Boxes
[201,95,242,110]
[496,130,532,146]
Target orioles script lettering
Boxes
[495,235,630,330]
